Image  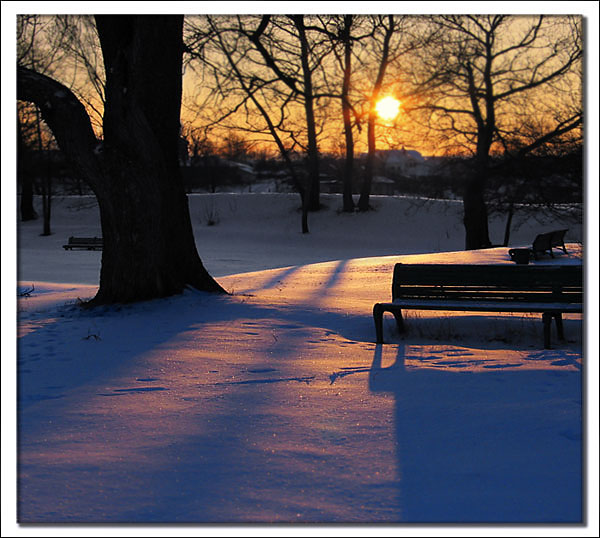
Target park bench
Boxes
[62,236,103,251]
[373,263,582,349]
[531,229,568,259]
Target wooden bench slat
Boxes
[389,291,583,303]
[379,299,582,313]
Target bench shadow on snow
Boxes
[366,344,582,523]
[17,281,582,412]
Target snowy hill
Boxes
[10,192,591,526]
[17,192,582,283]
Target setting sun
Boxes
[375,96,401,121]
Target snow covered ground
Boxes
[5,193,598,534]
[15,192,584,281]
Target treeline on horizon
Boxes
[17,15,583,244]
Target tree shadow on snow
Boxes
[16,289,583,523]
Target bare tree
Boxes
[411,15,582,249]
[52,15,106,132]
[240,15,333,212]
[338,15,358,213]
[347,15,427,212]
[18,15,225,304]
[17,105,37,221]
[185,15,334,232]
[490,133,583,246]
[17,15,70,228]
[357,16,397,212]
[185,15,307,230]
[315,15,369,213]
[17,15,107,228]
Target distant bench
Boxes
[373,263,582,349]
[532,229,568,259]
[62,236,103,251]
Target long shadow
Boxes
[17,285,375,419]
[321,259,349,290]
[19,257,582,412]
[17,286,583,523]
[240,259,349,301]
[307,259,349,304]
[240,264,304,293]
[17,289,378,522]
[368,344,582,523]
[17,284,583,419]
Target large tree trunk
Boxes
[93,164,222,303]
[462,59,494,250]
[18,15,225,304]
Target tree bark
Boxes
[502,202,514,247]
[19,175,37,221]
[358,16,394,212]
[462,57,493,250]
[341,15,355,213]
[18,15,225,304]
[463,174,492,250]
[292,16,320,211]
[463,153,492,249]
[40,175,52,236]
[17,120,37,221]
[358,111,378,212]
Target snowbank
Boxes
[12,193,589,525]
[17,193,583,283]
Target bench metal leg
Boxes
[373,304,384,343]
[554,312,565,340]
[542,312,552,349]
[392,309,405,334]
[373,304,405,344]
[543,312,566,348]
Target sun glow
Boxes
[375,96,401,121]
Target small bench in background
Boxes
[62,236,103,251]
[532,229,568,259]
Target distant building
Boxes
[376,148,429,178]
